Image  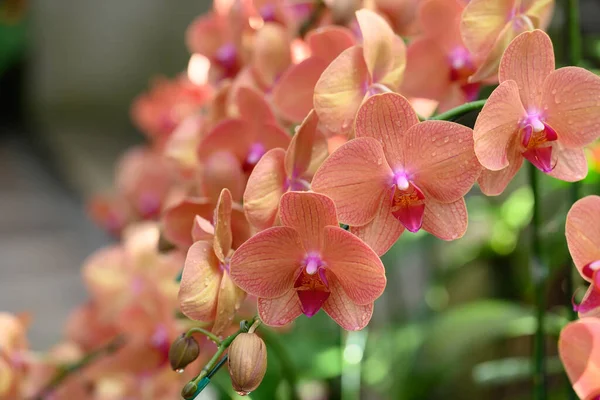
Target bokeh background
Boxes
[2,1,600,399]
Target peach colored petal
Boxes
[186,14,225,56]
[271,57,328,123]
[356,9,395,82]
[350,187,405,256]
[473,80,525,170]
[192,216,214,243]
[524,0,555,29]
[257,290,303,327]
[313,46,369,134]
[82,246,127,304]
[547,146,587,182]
[311,137,393,226]
[559,319,600,400]
[566,195,600,280]
[323,275,374,331]
[162,198,213,249]
[477,146,524,196]
[355,92,419,168]
[422,198,468,241]
[378,35,407,91]
[229,226,304,298]
[401,37,451,101]
[542,67,600,148]
[231,204,252,250]
[420,0,463,45]
[322,226,386,305]
[404,121,480,203]
[243,148,287,230]
[279,192,338,252]
[212,273,245,335]
[199,119,251,161]
[200,151,245,203]
[460,0,513,61]
[307,26,356,65]
[499,30,554,109]
[236,87,276,124]
[252,23,292,87]
[213,189,233,263]
[285,110,328,179]
[178,241,221,322]
[164,115,203,171]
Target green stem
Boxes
[566,0,582,67]
[186,327,222,345]
[429,99,486,121]
[259,327,300,400]
[299,0,326,37]
[529,164,547,400]
[34,336,125,400]
[341,329,368,400]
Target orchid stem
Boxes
[33,335,125,400]
[529,164,547,400]
[429,99,486,121]
[566,0,582,67]
[186,327,222,345]
[259,327,300,400]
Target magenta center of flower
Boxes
[215,42,238,77]
[294,254,330,317]
[244,143,266,172]
[519,111,558,173]
[448,47,480,101]
[390,171,426,233]
[260,4,277,22]
[138,192,161,218]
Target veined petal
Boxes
[473,80,525,171]
[323,275,374,331]
[285,110,329,179]
[322,226,386,305]
[356,9,396,82]
[547,146,587,182]
[212,273,245,335]
[258,290,303,327]
[467,21,516,83]
[559,319,600,400]
[477,151,524,196]
[279,192,338,252]
[271,58,327,123]
[178,241,221,322]
[229,226,304,298]
[355,92,419,167]
[252,23,292,88]
[401,37,451,101]
[378,35,407,91]
[523,0,555,30]
[460,0,513,59]
[313,46,369,134]
[311,137,392,226]
[236,87,276,124]
[162,198,213,249]
[542,67,600,148]
[192,215,214,243]
[200,151,245,203]
[306,26,356,65]
[350,187,405,256]
[499,30,555,109]
[213,189,233,263]
[422,198,468,241]
[566,195,600,281]
[405,121,481,203]
[244,148,287,231]
[198,119,252,161]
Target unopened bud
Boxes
[228,333,267,396]
[181,381,198,399]
[169,333,200,371]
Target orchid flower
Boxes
[230,192,386,330]
[312,92,481,255]
[474,30,600,195]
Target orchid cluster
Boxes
[4,0,600,399]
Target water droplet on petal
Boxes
[443,136,449,143]
[176,368,185,374]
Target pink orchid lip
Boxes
[294,254,330,317]
[244,143,267,170]
[259,4,277,22]
[519,112,558,173]
[583,260,600,281]
[390,182,426,233]
[138,192,161,217]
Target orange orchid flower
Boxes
[272,26,356,123]
[460,0,554,83]
[373,0,421,36]
[559,318,600,400]
[230,192,386,330]
[312,93,481,255]
[0,313,30,400]
[566,195,600,319]
[244,110,329,230]
[402,0,481,112]
[474,30,600,196]
[313,8,406,135]
[178,189,247,335]
[251,22,293,90]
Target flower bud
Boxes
[169,333,200,371]
[228,333,267,395]
[181,381,198,399]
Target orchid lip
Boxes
[394,171,410,191]
[582,260,600,280]
[246,143,266,166]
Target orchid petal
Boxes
[420,0,463,44]
[356,9,396,83]
[322,226,386,305]
[307,26,356,65]
[477,148,524,196]
[422,198,468,241]
[355,92,419,167]
[285,110,328,179]
[212,273,245,335]
[178,241,221,322]
[460,0,513,59]
[566,195,600,281]
[213,189,233,263]
[468,21,518,83]
[313,46,369,134]
[547,146,587,182]
[162,198,213,249]
[236,86,276,124]
[323,275,374,331]
[186,14,225,57]
[401,37,451,101]
[559,319,600,400]
[311,137,392,226]
[200,150,245,203]
[229,226,304,298]
[542,67,600,148]
[199,119,251,161]
[252,23,292,87]
[499,30,554,109]
[258,290,303,327]
[473,80,525,171]
[244,148,287,231]
[192,215,214,243]
[82,246,127,304]
[379,35,407,90]
[279,192,338,252]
